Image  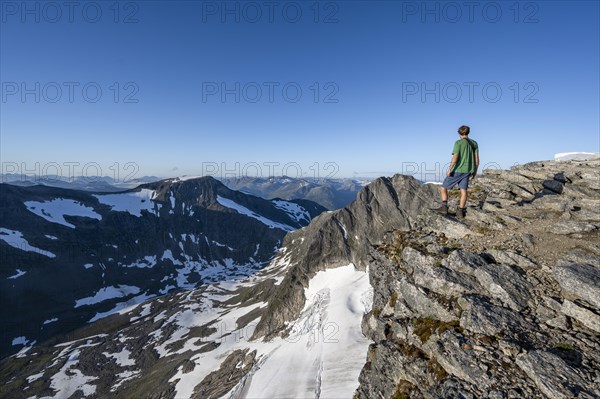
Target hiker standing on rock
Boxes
[439,125,479,218]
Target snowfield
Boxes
[16,261,373,398]
[93,189,159,217]
[38,349,98,399]
[74,285,142,308]
[88,293,155,323]
[170,263,373,399]
[24,198,102,228]
[216,195,295,232]
[272,199,311,223]
[555,152,600,161]
[7,268,27,279]
[0,227,56,258]
[120,255,158,269]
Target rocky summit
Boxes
[1,157,599,399]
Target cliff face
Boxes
[252,175,439,339]
[1,157,598,399]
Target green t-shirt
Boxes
[451,138,479,173]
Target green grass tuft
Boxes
[412,318,462,343]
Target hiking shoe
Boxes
[437,204,449,215]
[456,207,466,219]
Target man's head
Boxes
[458,125,470,137]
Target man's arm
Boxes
[472,151,480,178]
[447,153,459,176]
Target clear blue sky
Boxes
[1,1,598,180]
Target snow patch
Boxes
[93,189,158,217]
[24,198,101,228]
[131,303,152,322]
[121,255,157,268]
[0,228,56,258]
[75,285,141,308]
[12,336,29,346]
[170,264,372,399]
[7,268,26,279]
[88,293,155,323]
[26,371,45,383]
[212,240,235,251]
[555,152,600,161]
[216,195,295,232]
[39,349,98,398]
[336,219,348,240]
[102,348,136,367]
[272,199,311,223]
[161,249,183,265]
[242,264,373,398]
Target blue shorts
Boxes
[442,172,471,190]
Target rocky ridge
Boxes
[355,157,599,399]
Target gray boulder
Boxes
[552,262,600,309]
[446,250,489,275]
[550,221,598,235]
[516,350,591,399]
[413,260,482,298]
[395,278,456,322]
[422,331,491,387]
[487,249,540,270]
[458,296,531,337]
[542,179,564,194]
[560,299,600,333]
[473,264,533,311]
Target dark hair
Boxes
[458,125,470,136]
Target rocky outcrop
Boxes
[356,157,600,399]
[516,350,590,399]
[247,157,600,398]
[552,262,600,308]
[252,175,438,339]
[191,349,257,399]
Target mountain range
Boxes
[0,176,325,359]
[220,176,370,210]
[1,174,371,211]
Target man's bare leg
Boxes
[459,189,468,209]
[440,187,448,202]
